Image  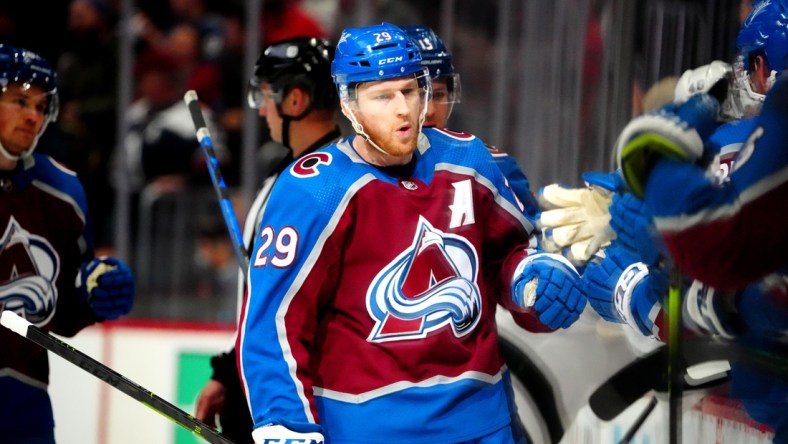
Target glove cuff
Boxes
[613,261,649,329]
[252,425,324,444]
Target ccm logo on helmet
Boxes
[378,56,404,65]
[291,152,332,178]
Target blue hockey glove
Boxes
[684,279,739,340]
[583,245,668,337]
[77,257,135,320]
[608,192,664,266]
[512,253,587,330]
[735,274,788,338]
[616,93,721,198]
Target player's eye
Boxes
[432,91,447,101]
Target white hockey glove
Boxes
[252,425,324,444]
[674,60,742,120]
[537,171,621,265]
[511,253,587,330]
[616,93,721,198]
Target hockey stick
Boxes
[589,336,788,421]
[666,267,683,443]
[0,311,235,444]
[618,395,657,444]
[183,90,250,272]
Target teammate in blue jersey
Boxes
[0,44,135,444]
[193,37,342,444]
[238,23,587,444]
[401,25,539,219]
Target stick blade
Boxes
[589,345,667,420]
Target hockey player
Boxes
[617,10,788,290]
[238,23,587,443]
[193,37,342,444]
[0,44,135,444]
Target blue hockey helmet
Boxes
[401,24,461,106]
[400,25,454,79]
[0,44,59,160]
[732,0,788,115]
[331,22,426,89]
[0,44,59,121]
[737,0,788,72]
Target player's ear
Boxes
[285,87,310,114]
[339,100,353,120]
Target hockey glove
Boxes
[252,425,324,444]
[536,171,623,265]
[608,192,664,266]
[583,245,668,338]
[616,93,721,198]
[512,253,587,330]
[683,279,739,340]
[77,256,135,320]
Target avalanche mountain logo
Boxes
[0,216,60,326]
[366,216,481,342]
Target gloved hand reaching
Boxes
[616,93,722,198]
[608,192,664,266]
[77,256,135,320]
[582,245,668,337]
[511,252,587,330]
[537,171,623,265]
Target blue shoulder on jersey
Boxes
[708,117,758,156]
[485,145,539,219]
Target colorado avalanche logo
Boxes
[291,152,332,178]
[366,216,481,342]
[0,216,60,326]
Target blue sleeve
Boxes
[489,151,540,219]
[238,149,356,434]
[644,77,788,288]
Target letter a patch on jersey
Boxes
[366,216,482,342]
[449,179,475,228]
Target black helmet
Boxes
[247,37,339,114]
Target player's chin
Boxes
[382,138,417,157]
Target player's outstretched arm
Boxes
[583,245,668,339]
[616,93,721,198]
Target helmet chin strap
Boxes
[0,136,40,162]
[0,117,50,162]
[343,105,388,156]
[277,100,313,149]
[341,100,428,157]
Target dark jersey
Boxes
[1,153,98,439]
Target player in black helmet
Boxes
[194,37,342,444]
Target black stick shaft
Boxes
[618,395,658,444]
[1,311,234,444]
[183,90,250,272]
